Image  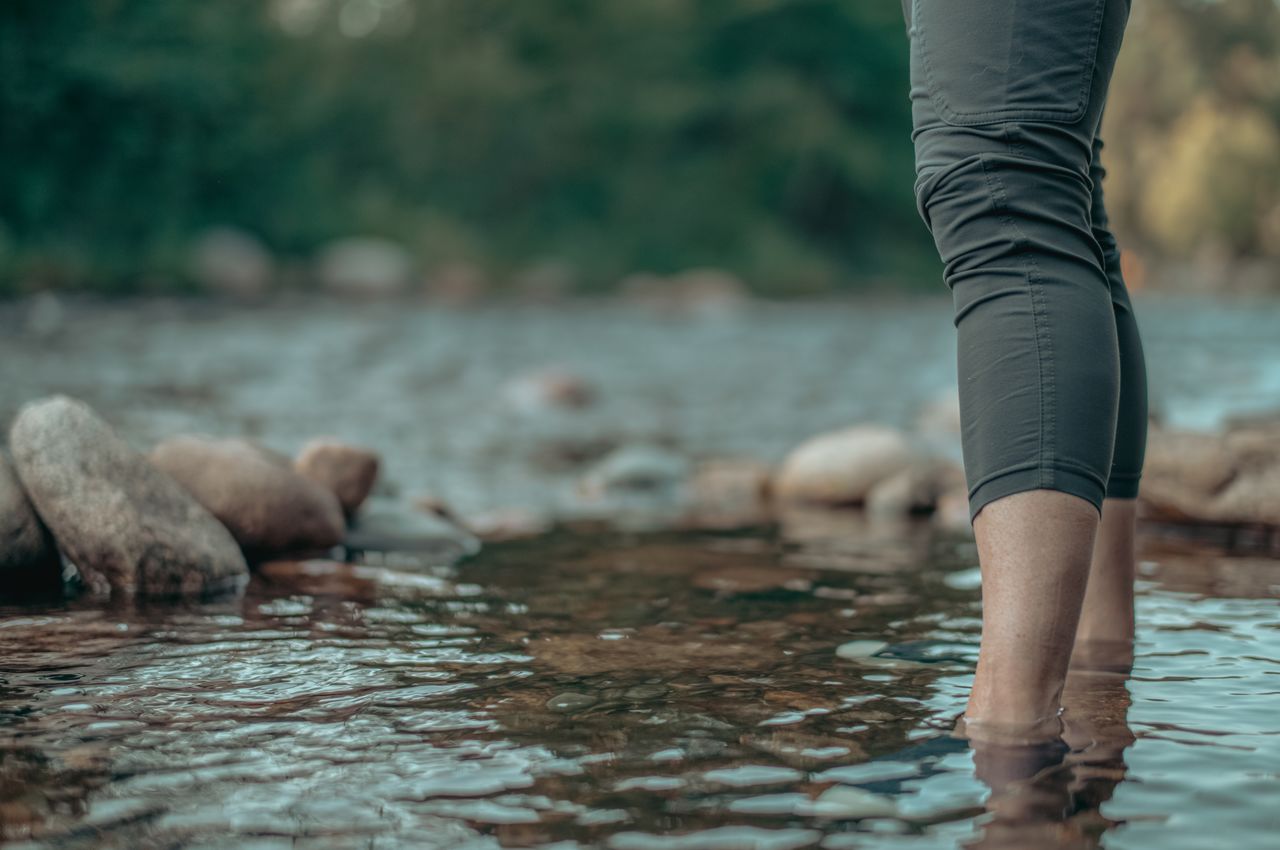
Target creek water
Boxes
[1,518,1277,849]
[0,295,1277,848]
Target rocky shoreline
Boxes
[2,389,1277,602]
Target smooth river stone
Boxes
[150,435,345,557]
[9,396,248,598]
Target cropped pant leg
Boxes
[1089,132,1148,499]
[903,0,1135,522]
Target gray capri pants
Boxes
[903,0,1148,521]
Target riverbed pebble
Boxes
[150,435,345,556]
[294,438,380,518]
[9,397,248,597]
[0,452,61,590]
[774,425,914,505]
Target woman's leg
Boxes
[1074,132,1150,671]
[904,0,1133,735]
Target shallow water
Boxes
[2,518,1276,849]
[2,294,1279,520]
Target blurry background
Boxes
[2,0,1279,297]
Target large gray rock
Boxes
[8,397,249,598]
[0,452,61,591]
[150,436,346,557]
[774,425,914,505]
[317,236,413,296]
[294,438,380,518]
[189,227,275,299]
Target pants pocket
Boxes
[912,0,1107,126]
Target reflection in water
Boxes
[967,669,1134,850]
[0,520,1276,849]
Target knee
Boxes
[912,122,1100,281]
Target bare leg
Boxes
[1072,498,1138,671]
[964,490,1099,742]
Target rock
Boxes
[294,439,380,518]
[149,436,345,556]
[580,445,690,496]
[1140,425,1280,526]
[345,498,480,560]
[189,227,274,299]
[503,368,596,413]
[865,459,963,516]
[619,268,750,317]
[424,262,490,304]
[8,397,248,598]
[0,452,61,591]
[774,425,914,505]
[317,236,414,296]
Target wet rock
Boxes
[865,459,964,516]
[345,498,480,560]
[189,227,274,299]
[1140,426,1280,526]
[503,368,596,412]
[0,452,61,590]
[9,397,248,597]
[149,436,345,556]
[546,692,598,713]
[294,438,380,518]
[774,425,914,505]
[317,236,414,297]
[580,445,690,496]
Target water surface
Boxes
[2,518,1276,849]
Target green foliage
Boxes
[3,0,1277,295]
[0,0,932,294]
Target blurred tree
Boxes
[1104,0,1280,263]
[1,0,1277,294]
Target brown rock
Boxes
[9,397,248,598]
[774,425,914,505]
[150,436,345,557]
[865,459,964,516]
[1140,425,1280,526]
[0,452,61,591]
[294,439,380,518]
